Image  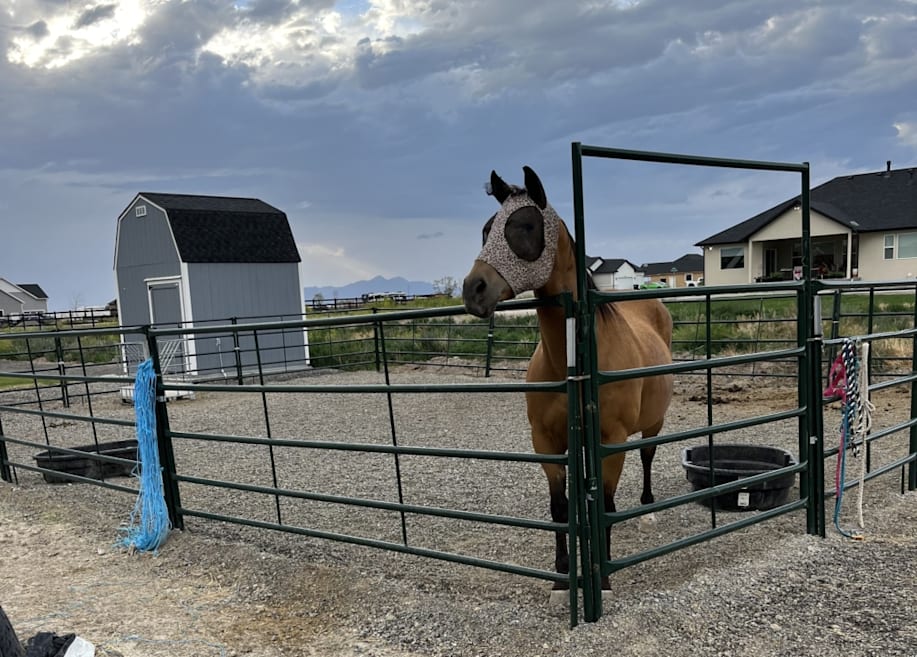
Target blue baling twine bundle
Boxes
[118,358,171,553]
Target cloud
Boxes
[3,0,917,307]
[894,121,917,148]
[74,4,117,29]
[24,20,50,39]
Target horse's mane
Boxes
[559,222,614,319]
[500,185,614,318]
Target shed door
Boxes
[148,281,186,375]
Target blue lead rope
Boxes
[118,358,171,553]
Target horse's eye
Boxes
[503,207,545,261]
[482,215,495,246]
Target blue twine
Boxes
[118,358,171,553]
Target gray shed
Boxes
[114,192,308,378]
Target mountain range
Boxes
[304,276,435,300]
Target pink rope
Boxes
[824,351,847,402]
[824,351,848,491]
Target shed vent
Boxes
[135,205,147,217]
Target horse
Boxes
[462,166,674,589]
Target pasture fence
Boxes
[3,145,917,626]
[2,281,917,626]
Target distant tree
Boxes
[312,293,326,309]
[433,276,459,297]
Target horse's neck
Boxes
[533,230,580,376]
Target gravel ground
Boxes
[1,364,916,657]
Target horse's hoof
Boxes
[551,581,570,591]
[638,512,658,531]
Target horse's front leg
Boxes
[542,462,569,589]
[601,451,626,591]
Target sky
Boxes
[1,0,916,309]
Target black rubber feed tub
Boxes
[682,443,797,511]
[34,439,138,484]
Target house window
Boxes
[720,246,745,269]
[685,273,693,282]
[884,233,917,260]
[900,234,917,259]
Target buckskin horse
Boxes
[462,166,673,589]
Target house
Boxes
[585,257,642,290]
[114,192,309,377]
[640,254,705,288]
[697,162,917,286]
[0,279,49,316]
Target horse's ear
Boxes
[523,166,547,209]
[490,170,512,204]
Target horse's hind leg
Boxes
[638,420,665,532]
[640,444,657,505]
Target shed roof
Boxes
[138,193,301,263]
[697,165,917,246]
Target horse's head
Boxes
[462,166,560,318]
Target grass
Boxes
[2,291,914,376]
[305,309,539,370]
[0,376,58,390]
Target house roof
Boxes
[640,253,704,275]
[586,257,639,274]
[16,284,48,300]
[697,165,917,246]
[138,192,301,263]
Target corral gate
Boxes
[3,145,917,628]
[568,144,817,620]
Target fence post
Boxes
[54,336,70,408]
[144,327,184,531]
[230,317,244,385]
[806,294,826,536]
[909,284,917,491]
[0,414,11,482]
[372,308,381,373]
[484,315,495,378]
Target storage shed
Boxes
[114,192,308,379]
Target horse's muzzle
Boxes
[462,261,511,318]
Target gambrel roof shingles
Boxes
[697,165,917,247]
[138,193,301,263]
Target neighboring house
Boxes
[697,162,917,286]
[640,254,705,288]
[586,256,642,290]
[114,192,309,377]
[0,279,49,316]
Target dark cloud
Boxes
[74,4,117,29]
[25,21,50,39]
[2,0,916,304]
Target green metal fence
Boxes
[3,145,917,627]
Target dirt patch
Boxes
[2,370,916,656]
